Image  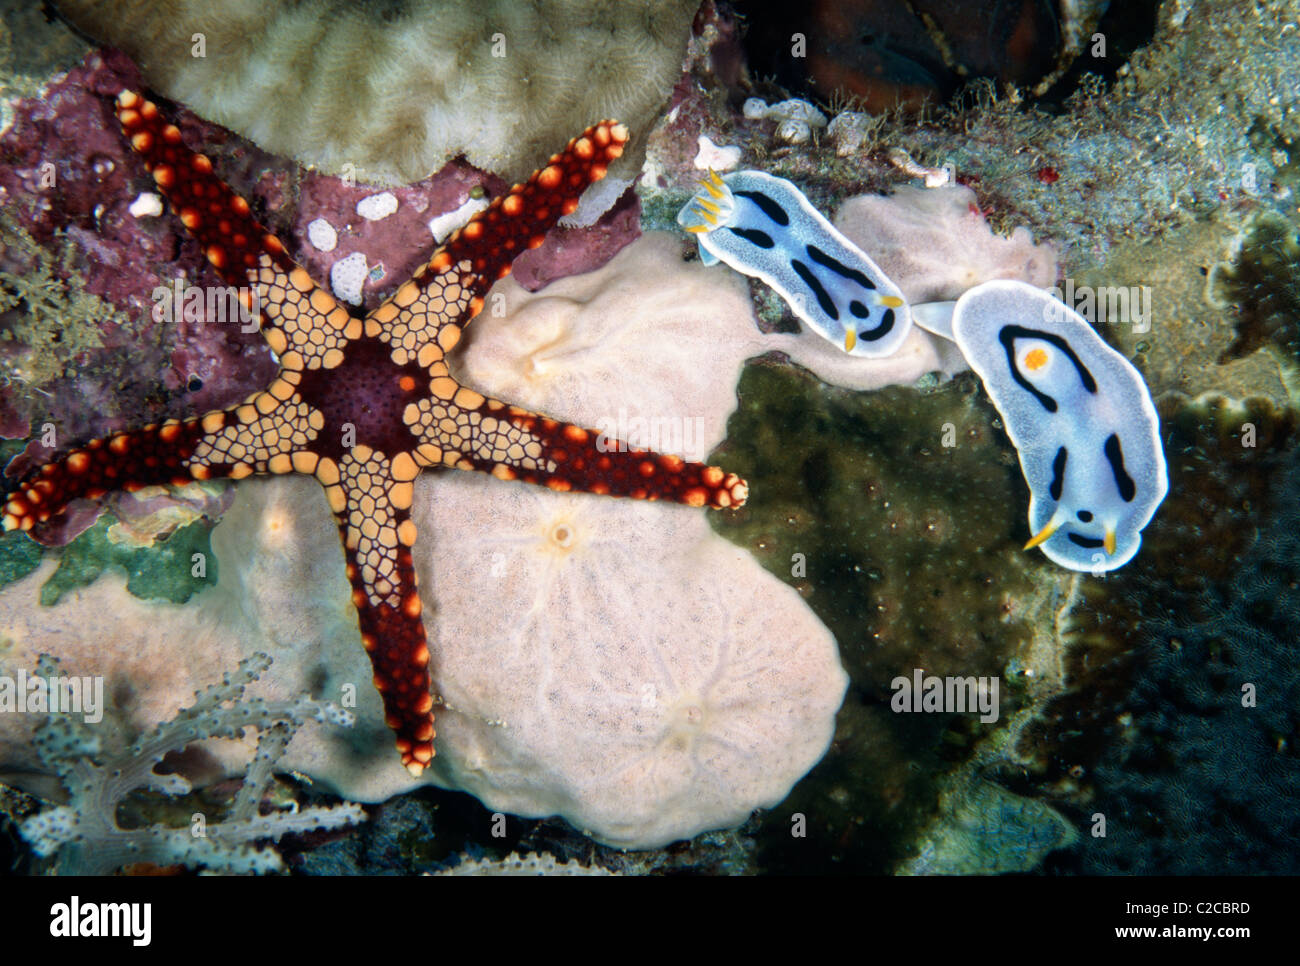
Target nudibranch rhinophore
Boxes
[677,170,911,357]
[950,280,1168,572]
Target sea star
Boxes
[3,91,749,776]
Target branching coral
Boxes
[19,652,363,874]
[435,851,618,876]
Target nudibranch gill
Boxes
[2,91,748,776]
[950,280,1167,573]
[677,169,910,357]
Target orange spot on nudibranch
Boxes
[1024,348,1049,371]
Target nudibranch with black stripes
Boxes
[949,280,1167,572]
[678,170,911,357]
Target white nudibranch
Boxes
[950,280,1168,573]
[678,171,1168,573]
[677,170,912,358]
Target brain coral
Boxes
[51,0,701,184]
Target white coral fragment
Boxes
[356,191,399,222]
[329,251,370,305]
[745,97,828,128]
[776,118,812,144]
[307,217,339,252]
[827,111,876,157]
[693,134,742,171]
[128,192,163,218]
[428,197,489,244]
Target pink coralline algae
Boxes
[291,166,642,298]
[0,49,278,440]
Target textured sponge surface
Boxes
[53,0,699,183]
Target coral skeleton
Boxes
[19,652,363,874]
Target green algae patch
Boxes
[900,777,1078,875]
[0,212,130,392]
[0,442,43,588]
[712,361,1040,685]
[1211,212,1300,369]
[0,528,43,588]
[709,360,1053,872]
[40,515,217,607]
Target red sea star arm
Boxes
[365,120,631,365]
[329,446,435,776]
[115,91,361,368]
[404,391,749,510]
[3,417,214,532]
[2,389,325,532]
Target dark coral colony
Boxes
[0,0,1295,880]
